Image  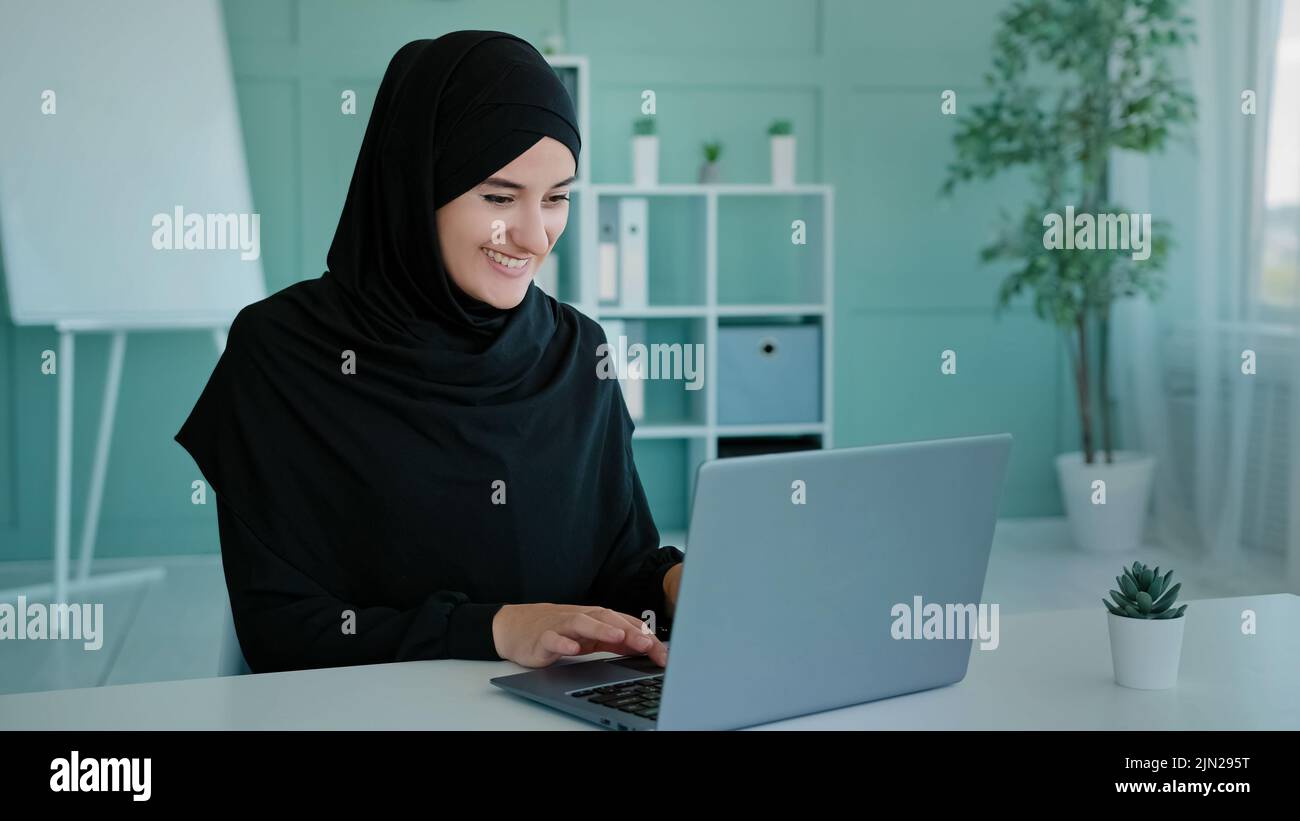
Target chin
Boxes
[482,281,531,310]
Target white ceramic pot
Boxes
[699,161,720,183]
[632,135,658,187]
[770,134,796,186]
[1055,450,1155,553]
[1107,611,1185,689]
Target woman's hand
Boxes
[663,563,683,617]
[492,603,669,669]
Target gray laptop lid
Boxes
[657,433,1012,730]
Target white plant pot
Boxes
[770,135,796,186]
[1107,611,1185,689]
[632,135,658,187]
[1055,450,1155,553]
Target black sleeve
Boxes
[585,451,685,640]
[215,496,503,673]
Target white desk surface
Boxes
[1,594,1295,730]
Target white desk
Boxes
[0,595,1295,730]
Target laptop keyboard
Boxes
[570,675,663,720]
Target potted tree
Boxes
[941,0,1197,553]
[1104,561,1188,689]
[768,119,795,186]
[631,116,658,187]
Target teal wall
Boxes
[0,0,1136,559]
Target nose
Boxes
[510,203,551,257]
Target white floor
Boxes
[0,517,1293,696]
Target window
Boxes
[1261,0,1300,312]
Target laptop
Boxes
[490,433,1013,730]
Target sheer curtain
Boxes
[1112,0,1298,591]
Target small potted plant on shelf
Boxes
[631,116,658,187]
[540,30,565,56]
[1104,561,1188,690]
[768,119,795,186]
[699,140,723,183]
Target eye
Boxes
[481,192,570,205]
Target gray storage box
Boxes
[717,324,821,424]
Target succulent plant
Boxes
[767,119,793,136]
[1104,561,1187,620]
[702,140,723,162]
[632,116,657,136]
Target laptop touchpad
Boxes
[607,655,665,674]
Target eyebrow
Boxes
[479,175,577,191]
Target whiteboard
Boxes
[0,0,266,328]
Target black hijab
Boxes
[175,32,682,672]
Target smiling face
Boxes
[434,136,576,310]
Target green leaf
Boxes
[1139,566,1154,588]
[1122,603,1142,618]
[1119,573,1139,599]
[1151,582,1181,613]
[1135,591,1153,612]
[1104,599,1123,616]
[1110,590,1129,608]
[1148,573,1165,600]
[1123,564,1143,588]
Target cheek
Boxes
[457,210,491,266]
[545,212,569,247]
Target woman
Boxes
[176,31,683,674]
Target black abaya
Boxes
[175,31,683,673]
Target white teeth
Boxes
[483,247,529,269]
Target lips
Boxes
[481,246,532,278]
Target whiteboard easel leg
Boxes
[53,330,75,605]
[76,330,126,582]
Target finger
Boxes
[582,606,641,630]
[589,607,658,643]
[620,611,656,636]
[540,629,580,658]
[574,613,661,657]
[612,611,665,659]
[607,610,666,657]
[587,633,667,667]
[568,613,629,647]
[582,610,657,654]
[596,609,654,641]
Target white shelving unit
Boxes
[546,59,834,535]
[573,183,834,532]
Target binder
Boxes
[618,197,648,308]
[597,318,645,421]
[598,198,620,303]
